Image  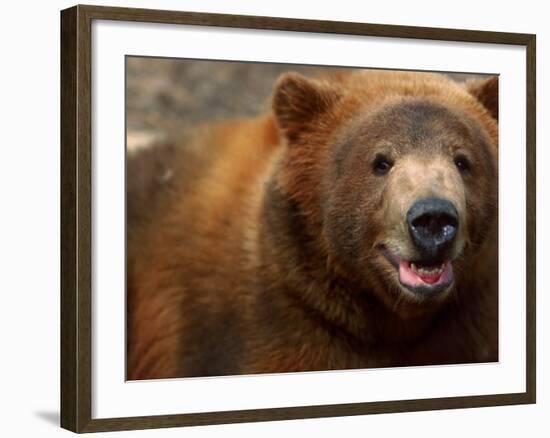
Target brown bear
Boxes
[127,70,499,380]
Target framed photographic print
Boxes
[60,4,536,433]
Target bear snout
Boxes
[406,197,459,262]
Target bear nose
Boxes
[406,197,459,262]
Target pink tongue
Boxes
[399,260,453,288]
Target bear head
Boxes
[271,70,498,319]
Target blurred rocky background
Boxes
[126,57,486,152]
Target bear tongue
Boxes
[399,260,453,288]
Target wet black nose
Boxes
[407,197,459,262]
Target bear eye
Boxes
[373,154,393,175]
[454,154,471,174]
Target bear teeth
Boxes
[410,262,445,276]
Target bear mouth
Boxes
[380,247,454,297]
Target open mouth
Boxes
[380,247,454,295]
[399,259,453,289]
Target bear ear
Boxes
[272,72,341,141]
[467,76,499,121]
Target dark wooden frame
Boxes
[60,4,536,433]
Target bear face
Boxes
[272,71,498,320]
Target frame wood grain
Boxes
[60,4,536,433]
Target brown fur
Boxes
[127,70,499,379]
